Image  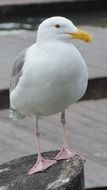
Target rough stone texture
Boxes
[0,152,84,190]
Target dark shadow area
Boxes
[0,0,106,20]
[81,77,107,101]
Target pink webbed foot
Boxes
[54,145,76,161]
[28,156,57,175]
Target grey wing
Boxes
[10,48,27,93]
[9,48,28,119]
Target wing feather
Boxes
[9,49,28,119]
[10,48,27,93]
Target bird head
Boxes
[37,16,92,44]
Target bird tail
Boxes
[10,108,25,120]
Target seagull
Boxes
[10,16,92,175]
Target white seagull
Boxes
[10,16,92,175]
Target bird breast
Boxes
[11,42,88,116]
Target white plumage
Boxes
[10,17,88,118]
[10,16,92,174]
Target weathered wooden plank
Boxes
[0,153,84,190]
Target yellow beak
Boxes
[68,29,92,43]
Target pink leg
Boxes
[28,117,57,175]
[55,111,76,160]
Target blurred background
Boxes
[0,0,107,189]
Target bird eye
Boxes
[54,24,60,28]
